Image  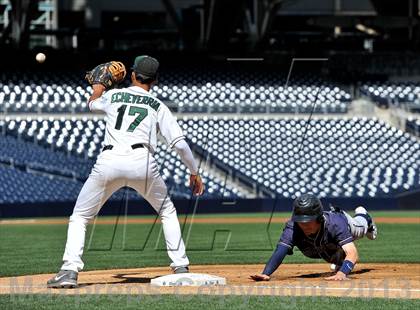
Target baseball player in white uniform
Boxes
[47,56,204,288]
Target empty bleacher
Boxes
[406,118,420,137]
[3,64,420,205]
[179,117,420,198]
[360,82,420,112]
[0,70,351,114]
[0,118,242,204]
[0,165,82,204]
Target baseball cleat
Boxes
[173,266,189,274]
[355,206,377,240]
[366,221,378,240]
[47,270,78,288]
[355,206,367,215]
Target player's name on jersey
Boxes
[111,92,160,111]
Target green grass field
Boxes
[1,295,420,310]
[0,211,419,309]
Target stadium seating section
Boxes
[2,68,420,205]
[179,117,420,198]
[2,116,419,204]
[0,70,351,114]
[0,118,241,204]
[360,82,420,112]
[406,118,420,137]
[0,165,82,204]
[155,70,350,113]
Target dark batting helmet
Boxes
[291,194,324,223]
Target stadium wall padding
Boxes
[0,197,414,218]
[396,189,420,209]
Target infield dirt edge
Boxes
[1,263,419,299]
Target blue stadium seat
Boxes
[0,117,241,203]
[406,118,420,137]
[0,70,351,114]
[360,82,420,112]
[0,165,82,204]
[179,117,420,198]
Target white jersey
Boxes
[89,85,184,152]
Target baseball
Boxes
[35,53,46,63]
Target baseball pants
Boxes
[61,147,189,272]
[342,211,369,240]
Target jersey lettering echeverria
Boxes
[110,91,160,111]
[89,86,184,152]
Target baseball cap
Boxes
[132,55,159,80]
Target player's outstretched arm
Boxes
[88,84,106,103]
[85,61,126,107]
[249,243,289,281]
[158,104,204,196]
[325,242,358,281]
[173,139,204,196]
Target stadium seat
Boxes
[0,117,242,203]
[0,70,351,114]
[179,117,420,198]
[360,82,420,112]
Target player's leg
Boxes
[343,206,377,240]
[129,162,189,271]
[354,206,377,240]
[60,175,123,273]
[48,171,123,288]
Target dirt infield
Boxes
[0,216,419,225]
[1,264,419,299]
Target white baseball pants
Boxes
[61,147,189,272]
[342,211,369,240]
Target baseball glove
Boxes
[85,61,126,89]
[189,174,204,196]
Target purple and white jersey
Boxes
[279,211,353,263]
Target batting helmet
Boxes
[291,194,324,223]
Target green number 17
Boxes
[115,105,148,132]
